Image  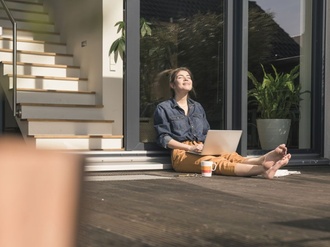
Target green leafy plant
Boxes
[109,18,152,63]
[248,64,308,119]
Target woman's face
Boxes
[171,70,193,94]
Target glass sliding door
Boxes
[139,0,226,144]
[247,0,313,151]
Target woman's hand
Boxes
[189,143,204,153]
[167,139,204,152]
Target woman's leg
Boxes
[171,146,216,173]
[218,144,291,178]
[171,143,291,179]
[234,154,291,178]
[240,144,289,168]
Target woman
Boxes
[153,67,291,178]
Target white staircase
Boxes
[0,0,123,150]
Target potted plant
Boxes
[248,64,308,149]
[109,19,155,142]
[109,18,152,63]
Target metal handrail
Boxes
[0,0,17,117]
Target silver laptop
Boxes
[189,130,242,155]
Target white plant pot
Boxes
[256,119,291,150]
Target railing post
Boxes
[13,22,17,117]
[0,0,18,117]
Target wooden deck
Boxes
[78,165,330,247]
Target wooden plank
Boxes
[78,166,330,246]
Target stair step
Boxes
[0,48,74,65]
[2,27,61,42]
[19,103,102,107]
[18,88,94,93]
[81,151,172,171]
[1,61,80,77]
[0,7,50,22]
[17,89,96,105]
[34,135,124,150]
[0,37,67,53]
[27,119,114,135]
[1,0,45,12]
[0,0,118,151]
[85,162,172,172]
[0,17,55,32]
[5,74,88,91]
[34,134,122,138]
[29,119,114,122]
[18,103,104,120]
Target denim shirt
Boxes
[153,98,210,149]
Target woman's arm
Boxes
[154,104,173,148]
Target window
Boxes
[247,0,313,150]
[139,0,226,143]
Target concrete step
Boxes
[5,74,88,91]
[0,48,74,65]
[80,151,172,171]
[34,135,123,150]
[0,37,67,53]
[18,103,104,120]
[2,27,61,42]
[0,17,55,33]
[0,8,50,22]
[85,161,172,172]
[27,119,114,135]
[1,61,80,77]
[17,89,96,105]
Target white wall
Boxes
[102,0,124,135]
[43,0,124,135]
[43,0,103,97]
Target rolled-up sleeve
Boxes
[153,105,173,149]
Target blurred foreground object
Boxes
[0,136,84,247]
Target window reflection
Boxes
[248,0,312,150]
[140,0,225,143]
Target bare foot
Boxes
[263,154,291,179]
[262,144,288,169]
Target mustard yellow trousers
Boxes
[171,141,246,176]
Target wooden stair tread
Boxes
[2,61,79,69]
[0,37,66,46]
[17,88,95,94]
[2,0,43,6]
[32,135,123,138]
[0,48,72,57]
[2,27,60,35]
[0,5,47,14]
[0,16,53,25]
[18,103,103,108]
[36,148,125,151]
[26,119,114,123]
[6,74,88,81]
